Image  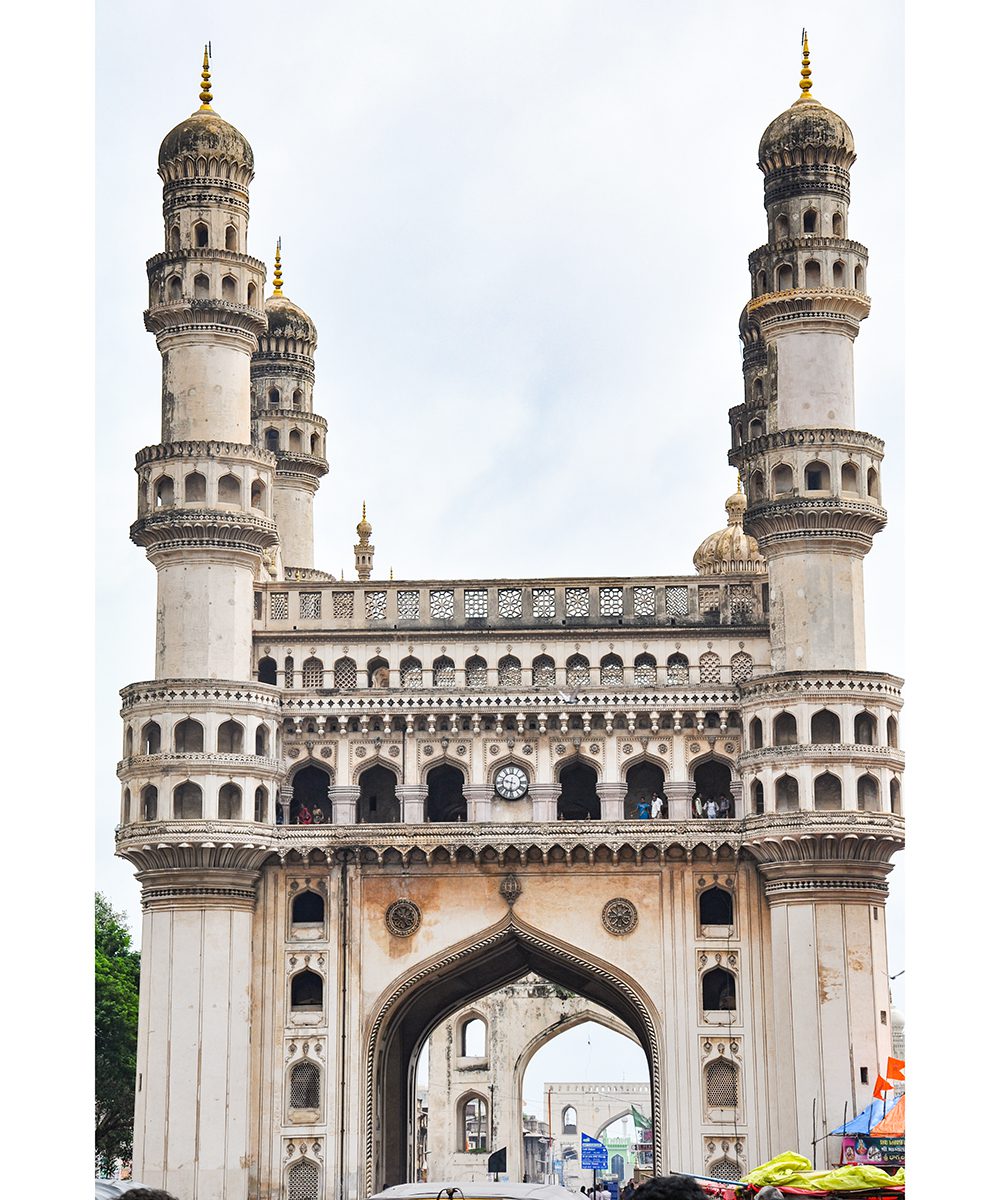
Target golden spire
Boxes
[798,29,813,100]
[199,43,214,110]
[273,237,283,295]
[389,566,394,581]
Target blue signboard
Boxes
[581,1133,609,1170]
[607,1180,620,1200]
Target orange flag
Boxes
[886,1057,906,1081]
[872,1074,891,1100]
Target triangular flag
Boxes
[886,1056,905,1081]
[872,1074,891,1100]
[630,1105,651,1131]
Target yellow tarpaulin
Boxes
[742,1151,904,1191]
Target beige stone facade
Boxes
[116,46,903,1200]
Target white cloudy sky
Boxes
[92,0,905,1091]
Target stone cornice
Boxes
[135,440,276,470]
[144,300,268,342]
[748,237,868,266]
[737,743,905,770]
[274,453,329,481]
[283,567,338,582]
[276,688,742,713]
[117,751,284,778]
[738,671,903,704]
[130,508,279,555]
[146,248,267,274]
[120,679,282,711]
[744,496,887,549]
[746,287,870,330]
[730,426,884,461]
[251,408,328,431]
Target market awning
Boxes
[869,1094,905,1137]
[831,1096,900,1135]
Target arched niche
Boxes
[357,763,400,823]
[426,763,467,822]
[623,760,666,819]
[557,760,600,820]
[290,763,331,825]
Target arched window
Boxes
[814,772,842,810]
[310,432,320,454]
[855,264,865,291]
[169,225,181,251]
[292,890,325,924]
[289,1061,320,1110]
[625,761,665,819]
[283,656,295,687]
[777,263,793,290]
[699,886,733,927]
[805,460,830,491]
[566,654,590,688]
[332,657,356,688]
[693,759,732,807]
[141,785,158,821]
[804,259,821,286]
[709,1159,742,1183]
[775,774,799,812]
[857,774,879,811]
[890,778,901,814]
[887,715,899,748]
[124,727,134,758]
[302,657,325,688]
[699,652,721,684]
[772,463,793,494]
[167,275,182,301]
[258,656,277,685]
[358,763,399,823]
[427,763,467,822]
[774,712,797,745]
[461,1095,489,1152]
[250,479,265,509]
[462,655,486,687]
[833,260,846,287]
[600,654,624,685]
[832,211,844,236]
[498,655,522,687]
[174,718,204,752]
[703,967,737,1011]
[155,475,174,507]
[562,1105,578,1135]
[247,281,258,307]
[432,656,456,687]
[193,221,209,247]
[731,652,754,682]
[218,783,242,819]
[221,274,237,300]
[291,969,323,1010]
[225,224,238,251]
[749,470,765,502]
[289,429,303,453]
[400,656,423,687]
[460,1017,487,1057]
[705,1058,738,1108]
[854,711,877,745]
[173,781,202,819]
[265,427,280,453]
[254,786,267,822]
[752,779,764,814]
[557,761,600,820]
[532,655,556,686]
[286,1161,318,1200]
[841,462,859,493]
[748,718,763,750]
[634,653,657,686]
[184,471,206,502]
[803,209,818,233]
[268,387,280,408]
[193,272,210,298]
[218,474,241,504]
[293,388,303,408]
[867,467,880,499]
[367,657,390,688]
[666,653,689,685]
[141,721,161,754]
[775,214,789,240]
[756,269,767,296]
[212,721,241,755]
[811,709,841,744]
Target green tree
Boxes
[95,892,140,1176]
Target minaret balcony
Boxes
[746,287,870,333]
[742,496,887,552]
[144,297,268,343]
[130,507,280,555]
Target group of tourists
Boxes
[633,793,665,819]
[692,793,734,819]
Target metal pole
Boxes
[812,1097,817,1169]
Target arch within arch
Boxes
[365,914,662,1192]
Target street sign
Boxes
[581,1132,609,1170]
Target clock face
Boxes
[495,764,529,800]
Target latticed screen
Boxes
[666,655,689,685]
[271,592,289,620]
[284,656,295,688]
[730,583,755,619]
[430,589,455,619]
[665,586,689,616]
[465,658,487,687]
[731,652,754,682]
[700,653,722,684]
[464,589,488,618]
[365,590,387,620]
[397,590,420,619]
[710,1159,742,1181]
[633,586,655,616]
[565,587,590,617]
[289,1062,321,1109]
[634,654,656,685]
[566,655,590,688]
[532,589,556,618]
[706,1059,738,1107]
[498,588,523,618]
[498,656,522,687]
[287,1159,319,1200]
[331,591,354,619]
[433,659,456,687]
[599,587,624,616]
[400,659,422,687]
[333,658,357,688]
[699,586,721,614]
[302,658,324,688]
[299,592,321,619]
[600,659,624,685]
[533,657,556,686]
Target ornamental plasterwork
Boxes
[364,591,387,621]
[633,586,656,616]
[565,587,590,617]
[498,588,523,619]
[531,588,556,619]
[599,587,624,617]
[271,592,289,620]
[331,591,354,619]
[665,586,690,616]
[384,899,421,937]
[463,590,488,619]
[602,897,638,935]
[396,590,419,620]
[429,589,455,619]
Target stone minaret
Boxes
[731,38,903,1168]
[251,239,328,569]
[120,51,281,1198]
[354,502,374,580]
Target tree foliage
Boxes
[96,892,140,1176]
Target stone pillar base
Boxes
[330,785,360,824]
[666,781,695,821]
[397,785,425,824]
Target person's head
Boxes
[121,1191,182,1200]
[632,1176,707,1200]
[755,1190,785,1200]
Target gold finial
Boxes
[199,43,214,110]
[362,501,367,520]
[273,237,283,295]
[389,566,394,581]
[798,29,813,99]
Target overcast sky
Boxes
[95,0,905,1081]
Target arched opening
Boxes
[624,761,665,819]
[749,717,763,749]
[400,656,423,688]
[841,461,859,493]
[254,786,267,822]
[169,225,181,251]
[173,781,202,819]
[154,476,174,507]
[855,264,866,291]
[804,259,821,286]
[265,427,280,453]
[292,890,325,926]
[705,1058,739,1110]
[218,474,241,504]
[291,969,323,1011]
[565,654,590,688]
[286,1161,318,1200]
[803,209,818,234]
[702,967,737,1012]
[832,211,844,237]
[749,470,765,502]
[557,761,600,820]
[458,1094,488,1152]
[857,774,879,811]
[258,656,277,685]
[332,656,355,688]
[867,467,880,500]
[221,274,237,300]
[289,429,303,453]
[699,651,721,684]
[854,711,877,745]
[247,281,258,307]
[464,655,487,687]
[887,715,899,748]
[124,727,134,758]
[140,721,161,754]
[756,269,767,296]
[167,275,182,301]
[699,886,734,928]
[289,1061,320,1112]
[833,260,846,287]
[426,763,467,822]
[301,656,325,688]
[752,779,764,814]
[293,388,303,408]
[193,221,209,247]
[775,774,800,813]
[268,387,280,408]
[665,653,689,685]
[310,432,320,454]
[291,765,331,825]
[498,655,522,687]
[251,479,265,509]
[634,653,656,686]
[193,272,210,298]
[775,214,790,240]
[805,460,830,491]
[225,224,238,251]
[459,1016,487,1058]
[748,417,764,440]
[692,759,732,813]
[432,656,455,687]
[777,263,793,290]
[562,1105,578,1135]
[811,709,841,744]
[600,654,624,685]
[772,463,793,494]
[218,782,242,820]
[174,718,203,752]
[532,654,556,687]
[774,711,798,745]
[184,471,206,502]
[141,785,158,821]
[358,764,399,823]
[367,657,390,688]
[814,772,843,811]
[890,778,902,814]
[217,719,244,753]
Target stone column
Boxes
[398,784,426,824]
[531,784,560,823]
[729,778,744,817]
[330,784,360,824]
[665,780,694,821]
[465,784,494,823]
[597,781,627,820]
[279,784,293,825]
[130,862,261,1200]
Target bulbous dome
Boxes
[693,490,766,576]
[265,294,317,345]
[758,95,855,172]
[158,108,254,177]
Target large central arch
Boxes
[365,915,662,1192]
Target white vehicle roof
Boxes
[371,1185,585,1200]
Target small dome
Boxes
[158,108,254,176]
[758,95,855,172]
[265,294,317,345]
[693,489,766,576]
[356,505,372,538]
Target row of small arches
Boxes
[266,387,304,409]
[160,155,251,184]
[750,772,902,814]
[164,272,258,307]
[774,209,843,240]
[151,472,267,509]
[259,650,754,689]
[755,259,864,296]
[748,709,898,749]
[168,220,239,253]
[126,718,271,756]
[262,427,323,456]
[748,460,880,501]
[125,781,270,822]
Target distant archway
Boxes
[358,763,400,823]
[557,761,600,820]
[426,763,467,822]
[291,764,331,825]
[624,761,665,819]
[692,758,732,803]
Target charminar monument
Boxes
[115,37,903,1200]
